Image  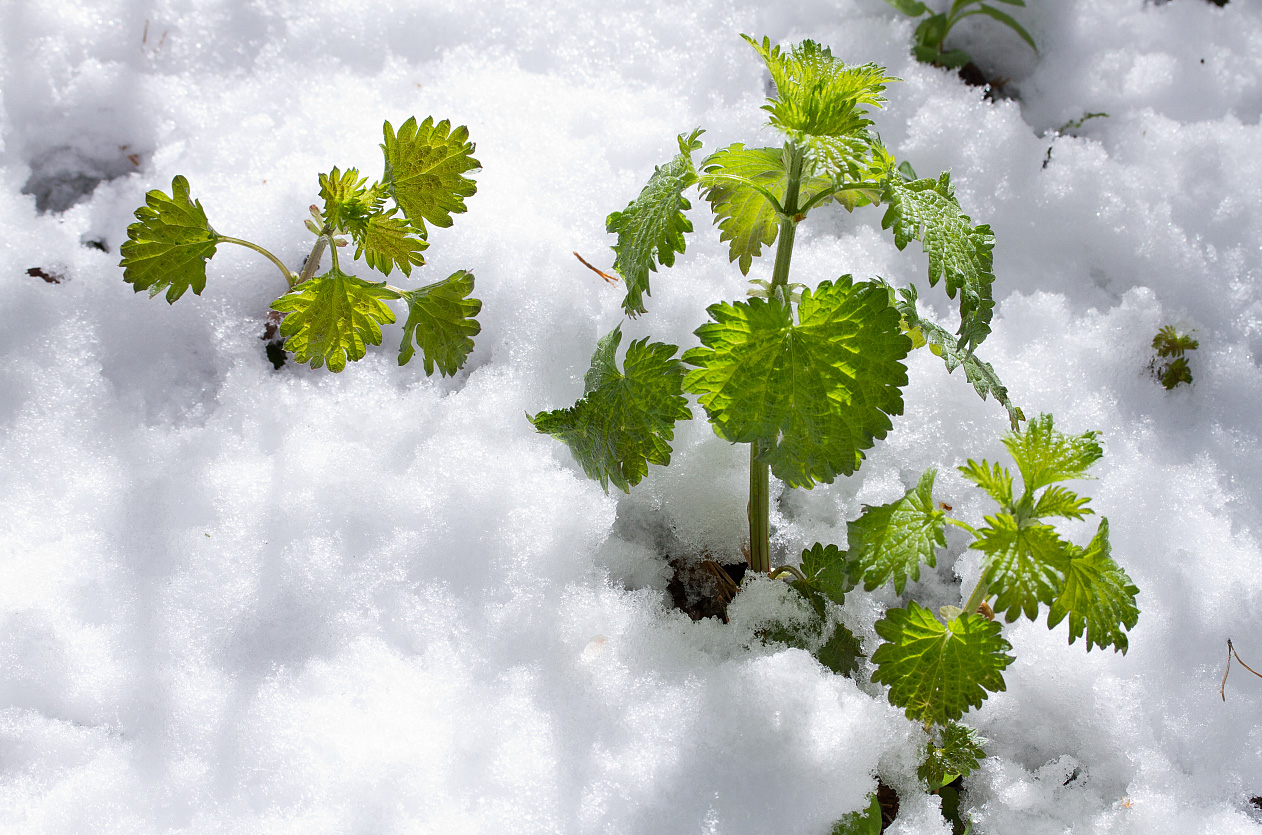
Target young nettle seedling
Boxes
[120,116,482,374]
[531,35,1019,573]
[1150,325,1198,389]
[882,0,1036,70]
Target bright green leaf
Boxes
[530,326,691,493]
[800,542,855,606]
[1002,413,1102,494]
[919,722,987,789]
[382,116,479,232]
[1033,485,1093,520]
[319,166,381,235]
[356,210,428,277]
[120,175,220,303]
[682,277,911,488]
[958,459,1014,508]
[881,174,996,351]
[830,794,883,835]
[272,266,399,372]
[848,469,947,594]
[896,286,1023,429]
[1047,519,1140,653]
[872,603,1012,724]
[397,269,481,375]
[972,513,1070,622]
[606,129,703,315]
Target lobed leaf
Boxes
[682,277,911,488]
[382,116,479,233]
[356,210,428,277]
[919,721,987,789]
[848,469,947,594]
[1047,519,1140,653]
[530,326,691,493]
[958,458,1014,508]
[881,174,995,351]
[119,175,220,303]
[397,269,481,375]
[872,603,1012,724]
[1002,413,1102,495]
[606,129,703,315]
[799,542,855,606]
[1033,485,1093,520]
[319,166,381,236]
[271,266,399,372]
[972,513,1070,622]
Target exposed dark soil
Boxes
[666,557,745,622]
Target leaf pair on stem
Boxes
[120,116,482,374]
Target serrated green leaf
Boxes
[530,326,691,493]
[1047,519,1139,653]
[355,210,428,277]
[830,794,883,835]
[319,166,382,236]
[881,174,995,351]
[743,35,896,142]
[606,129,702,315]
[919,722,987,789]
[872,603,1012,724]
[896,286,1023,429]
[1002,413,1102,494]
[697,144,839,274]
[396,269,481,375]
[382,116,479,233]
[120,175,220,303]
[682,277,911,488]
[800,542,855,605]
[849,469,947,594]
[1033,485,1093,520]
[271,266,399,372]
[972,513,1070,622]
[958,459,1014,508]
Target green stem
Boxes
[219,236,295,288]
[768,144,806,294]
[748,443,771,574]
[962,575,991,616]
[297,233,330,285]
[769,565,807,582]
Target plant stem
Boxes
[219,236,295,288]
[297,233,331,285]
[962,575,991,616]
[746,143,807,573]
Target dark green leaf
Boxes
[848,469,947,594]
[972,514,1070,622]
[120,175,220,303]
[397,269,481,375]
[919,721,987,789]
[883,0,929,15]
[830,794,883,835]
[800,542,855,606]
[973,5,1037,53]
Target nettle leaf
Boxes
[881,174,995,351]
[607,129,703,315]
[271,266,399,372]
[120,175,220,303]
[799,542,855,606]
[319,166,380,235]
[382,116,479,233]
[958,459,1014,508]
[697,144,837,274]
[896,286,1024,429]
[830,795,883,835]
[356,210,428,277]
[1047,519,1140,653]
[682,277,911,488]
[530,326,691,494]
[972,514,1070,622]
[1033,485,1093,521]
[872,603,1012,724]
[397,269,481,375]
[1003,413,1102,494]
[848,469,946,594]
[743,35,896,142]
[919,721,987,789]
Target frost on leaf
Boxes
[872,602,1012,724]
[530,326,691,493]
[848,469,947,594]
[382,116,479,233]
[397,269,481,376]
[120,175,220,303]
[271,266,399,372]
[881,174,995,351]
[1047,519,1139,653]
[606,129,702,315]
[682,276,911,488]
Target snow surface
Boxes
[1,0,1261,832]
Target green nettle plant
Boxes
[529,36,1138,830]
[120,116,482,374]
[882,0,1036,70]
[1150,325,1198,390]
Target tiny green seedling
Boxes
[882,0,1037,70]
[120,117,482,374]
[1150,325,1198,389]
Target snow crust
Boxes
[1,0,1261,832]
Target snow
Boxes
[1,0,1261,832]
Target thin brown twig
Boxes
[573,251,619,285]
[1222,638,1262,701]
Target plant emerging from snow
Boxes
[120,117,482,374]
[882,0,1037,70]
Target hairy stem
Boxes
[297,233,330,285]
[219,236,295,288]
